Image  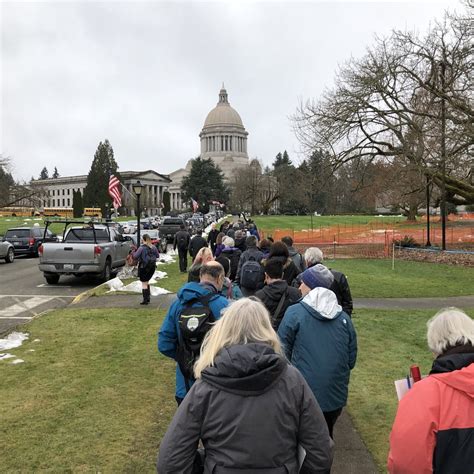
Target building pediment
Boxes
[121,170,171,183]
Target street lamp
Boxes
[132,180,143,245]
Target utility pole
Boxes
[440,58,447,251]
[425,174,431,247]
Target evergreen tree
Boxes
[39,167,49,180]
[83,139,121,216]
[0,163,15,207]
[72,190,84,218]
[52,167,59,178]
[181,157,229,213]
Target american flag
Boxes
[191,198,199,213]
[108,174,122,209]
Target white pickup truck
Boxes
[38,221,132,284]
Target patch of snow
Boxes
[33,339,41,343]
[28,349,35,352]
[0,353,16,360]
[149,271,167,284]
[0,332,29,351]
[119,280,170,295]
[105,277,124,291]
[11,359,25,364]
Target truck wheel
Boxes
[45,274,60,284]
[5,248,14,263]
[101,259,112,282]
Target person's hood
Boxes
[260,280,290,300]
[287,246,299,258]
[177,281,219,304]
[301,287,342,320]
[431,362,474,399]
[263,256,292,269]
[201,343,287,396]
[222,247,240,253]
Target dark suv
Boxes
[3,227,57,257]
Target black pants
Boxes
[323,408,342,438]
[178,248,188,272]
[175,396,184,406]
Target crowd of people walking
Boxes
[155,216,473,474]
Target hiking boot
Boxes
[140,289,149,305]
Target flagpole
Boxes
[121,183,136,200]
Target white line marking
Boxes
[37,284,72,288]
[0,296,55,318]
[0,316,32,320]
[0,295,75,298]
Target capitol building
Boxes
[168,85,250,210]
[28,85,259,214]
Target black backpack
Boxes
[240,256,264,290]
[177,233,188,249]
[176,293,215,386]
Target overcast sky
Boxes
[1,0,459,182]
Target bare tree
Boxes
[292,7,473,205]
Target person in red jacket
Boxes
[388,307,474,473]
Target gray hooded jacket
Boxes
[157,343,333,473]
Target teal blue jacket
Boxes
[158,282,229,399]
[278,288,357,412]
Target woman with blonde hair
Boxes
[188,247,214,283]
[157,298,333,473]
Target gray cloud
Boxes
[1,0,456,181]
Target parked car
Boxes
[0,239,15,263]
[159,217,187,242]
[38,221,132,284]
[3,226,58,257]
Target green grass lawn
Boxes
[324,258,474,298]
[348,309,438,471]
[0,307,176,472]
[253,215,407,232]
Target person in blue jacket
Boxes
[158,261,229,405]
[278,264,357,438]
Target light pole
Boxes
[132,180,143,246]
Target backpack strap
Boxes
[273,289,289,323]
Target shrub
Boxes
[393,235,420,248]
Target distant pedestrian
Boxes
[188,229,208,260]
[207,223,219,254]
[297,247,353,316]
[132,233,159,305]
[388,307,474,473]
[248,222,260,241]
[235,235,264,296]
[188,247,214,283]
[258,238,272,258]
[281,236,305,274]
[216,255,243,300]
[278,264,357,437]
[214,232,226,258]
[266,241,300,286]
[220,236,242,281]
[173,225,190,273]
[255,258,301,330]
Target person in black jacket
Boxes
[188,230,208,260]
[157,297,334,473]
[206,223,219,255]
[265,241,300,286]
[299,247,353,316]
[220,236,242,281]
[255,258,301,329]
[173,225,190,273]
[235,235,264,289]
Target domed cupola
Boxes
[199,85,249,174]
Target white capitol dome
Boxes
[199,85,249,179]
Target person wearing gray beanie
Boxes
[278,263,357,438]
[300,264,334,290]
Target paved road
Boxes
[0,256,100,335]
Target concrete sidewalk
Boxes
[73,293,474,311]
